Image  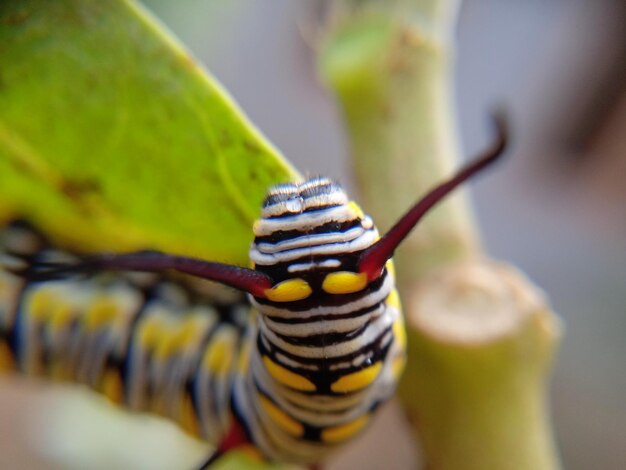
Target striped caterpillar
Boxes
[0,117,506,467]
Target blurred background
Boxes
[1,1,624,468]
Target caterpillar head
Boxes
[243,114,508,302]
[247,177,380,302]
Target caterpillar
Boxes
[0,117,506,467]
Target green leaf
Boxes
[0,0,298,266]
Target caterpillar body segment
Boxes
[0,224,248,444]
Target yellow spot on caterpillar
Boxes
[348,201,365,219]
[258,394,303,436]
[138,317,162,350]
[180,394,200,436]
[49,304,72,337]
[0,341,15,372]
[264,278,312,302]
[178,320,198,345]
[84,298,118,331]
[101,369,124,404]
[154,318,197,360]
[203,333,234,376]
[386,288,401,310]
[237,336,252,374]
[322,271,368,295]
[50,301,74,329]
[29,289,55,321]
[263,356,316,392]
[322,415,369,443]
[331,362,382,393]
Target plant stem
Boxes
[319,2,562,469]
[402,260,562,470]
